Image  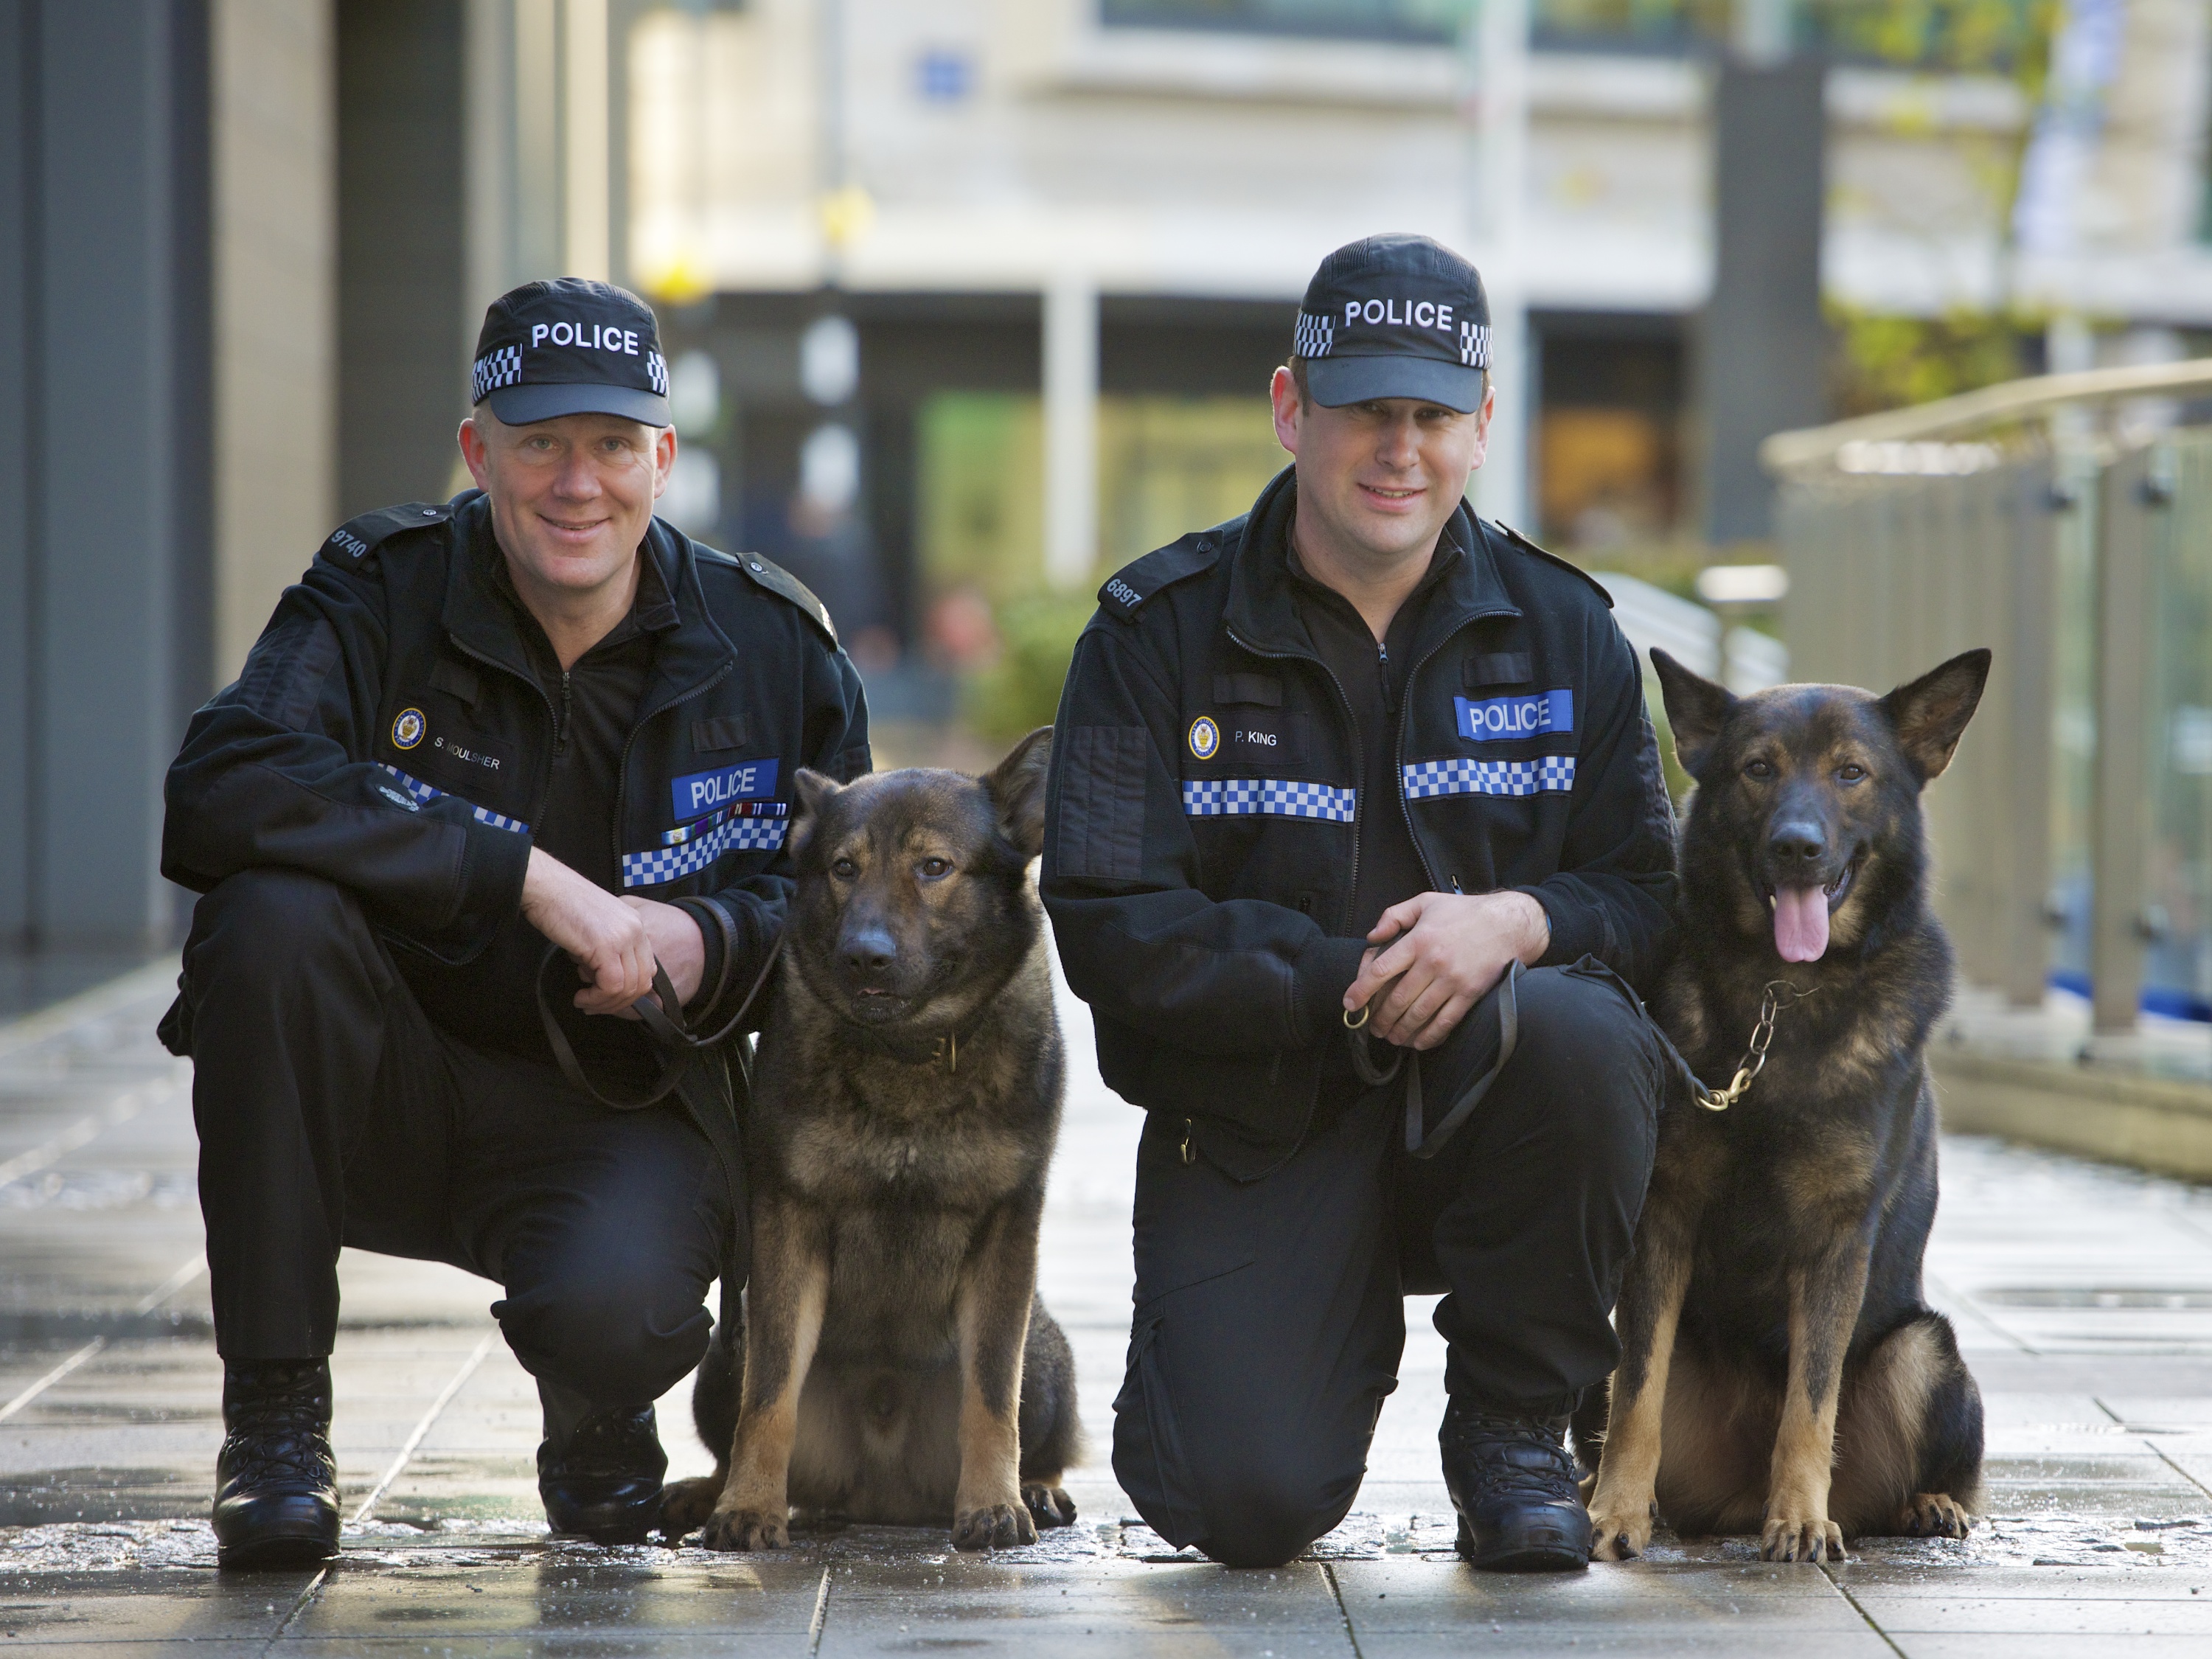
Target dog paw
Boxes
[1760,1511,1844,1562]
[699,1506,790,1552]
[953,1501,1039,1551]
[1897,1492,1971,1539]
[1022,1484,1077,1530]
[655,1476,723,1543]
[1587,1502,1655,1562]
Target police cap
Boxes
[1290,234,1491,414]
[470,277,672,427]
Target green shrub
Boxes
[962,593,1098,742]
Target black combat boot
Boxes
[537,1383,667,1544]
[1439,1397,1592,1572]
[212,1359,341,1569]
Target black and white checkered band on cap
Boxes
[647,349,669,396]
[471,345,523,405]
[1459,321,1492,370]
[1293,312,1335,358]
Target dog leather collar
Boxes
[839,1011,988,1072]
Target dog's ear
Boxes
[787,768,844,859]
[985,726,1053,860]
[1879,647,1991,782]
[1650,647,1733,776]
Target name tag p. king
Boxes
[672,758,780,821]
[1455,690,1573,742]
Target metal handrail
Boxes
[1761,357,2212,474]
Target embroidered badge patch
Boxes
[391,708,426,750]
[670,758,780,824]
[1454,689,1573,742]
[1187,715,1220,760]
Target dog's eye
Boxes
[1837,762,1867,783]
[917,857,952,881]
[1744,759,1774,780]
[830,857,858,880]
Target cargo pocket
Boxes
[1112,1310,1209,1550]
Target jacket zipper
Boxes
[555,669,574,755]
[1224,625,1364,935]
[448,638,563,827]
[611,659,737,879]
[1394,604,1520,894]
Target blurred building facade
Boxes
[5,0,2212,947]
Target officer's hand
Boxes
[622,897,706,1015]
[1342,890,1550,1051]
[521,849,659,1017]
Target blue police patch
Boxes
[671,758,779,824]
[1454,689,1573,742]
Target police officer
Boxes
[161,279,869,1567]
[1041,235,1675,1572]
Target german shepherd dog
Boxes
[1576,648,1991,1563]
[658,728,1082,1552]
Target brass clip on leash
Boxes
[1685,978,1818,1113]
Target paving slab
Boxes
[7,958,2212,1655]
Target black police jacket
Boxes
[163,490,870,1192]
[1040,467,1677,1178]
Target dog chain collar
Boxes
[1688,979,1818,1112]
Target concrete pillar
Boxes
[212,0,336,683]
[1043,274,1099,592]
[337,0,468,515]
[2090,445,2157,1034]
[1467,0,1528,531]
[2003,459,2057,1006]
[1477,296,1531,532]
[0,0,212,946]
[1700,57,1827,545]
[563,0,609,281]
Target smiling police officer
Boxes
[161,279,869,1567]
[1043,235,1675,1572]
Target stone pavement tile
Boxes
[1335,1557,1891,1656]
[1885,1639,2212,1656]
[0,1566,309,1644]
[1979,1453,2210,1520]
[0,1342,222,1526]
[816,1554,1351,1658]
[1854,1593,2212,1635]
[1833,1562,2212,1597]
[2106,1398,2212,1425]
[290,1554,822,1644]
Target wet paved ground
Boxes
[3,960,2212,1654]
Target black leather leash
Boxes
[1343,959,1523,1161]
[535,928,785,1111]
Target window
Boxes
[1100,1,1475,46]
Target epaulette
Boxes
[318,501,453,569]
[1487,519,1613,609]
[1097,517,1239,622]
[705,546,837,646]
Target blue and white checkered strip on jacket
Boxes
[470,345,522,403]
[1402,756,1576,799]
[1181,778,1357,822]
[377,764,530,833]
[621,801,789,888]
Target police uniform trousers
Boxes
[175,867,736,1409]
[1111,961,1663,1569]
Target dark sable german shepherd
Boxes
[658,728,1081,1552]
[1576,648,1991,1563]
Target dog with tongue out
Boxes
[1573,645,1992,1568]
